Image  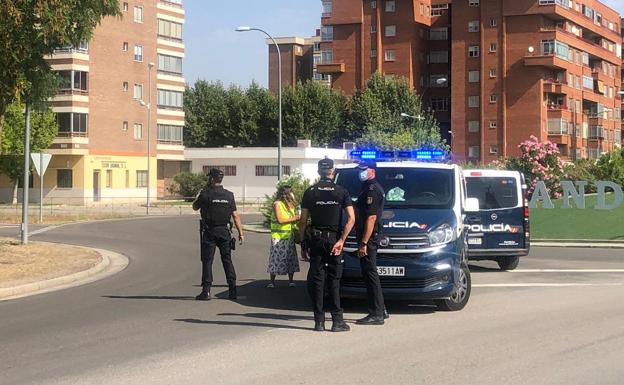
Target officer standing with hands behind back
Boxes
[193,168,244,301]
[299,158,355,332]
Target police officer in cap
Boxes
[299,158,355,332]
[354,160,387,325]
[193,168,244,301]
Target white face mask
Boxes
[358,170,369,182]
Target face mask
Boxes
[358,170,369,182]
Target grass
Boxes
[531,194,624,240]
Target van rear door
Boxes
[465,172,525,250]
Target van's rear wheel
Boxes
[435,264,471,311]
[497,256,520,271]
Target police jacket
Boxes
[194,185,237,227]
[301,178,352,233]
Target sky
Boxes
[184,0,624,88]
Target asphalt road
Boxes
[1,216,623,385]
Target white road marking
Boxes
[510,269,624,273]
[474,283,624,288]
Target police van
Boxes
[464,169,530,270]
[335,150,479,311]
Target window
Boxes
[56,70,88,93]
[123,81,129,92]
[57,170,73,188]
[322,1,333,15]
[56,113,88,135]
[489,43,497,52]
[489,120,497,129]
[106,170,113,188]
[490,94,497,103]
[468,71,480,83]
[582,75,593,89]
[321,26,333,41]
[429,51,448,63]
[420,4,424,15]
[371,0,377,9]
[125,170,130,188]
[468,121,480,133]
[313,42,321,52]
[429,28,448,40]
[371,24,377,33]
[385,25,396,37]
[122,42,128,51]
[255,165,291,177]
[489,68,497,78]
[431,98,449,111]
[158,19,183,41]
[134,123,143,140]
[468,146,480,158]
[133,6,143,23]
[157,124,184,144]
[490,18,497,27]
[158,54,183,75]
[431,4,448,16]
[371,49,377,58]
[134,45,143,62]
[136,171,148,188]
[157,89,184,109]
[469,0,479,6]
[133,84,143,100]
[123,2,128,12]
[385,0,395,12]
[468,96,480,108]
[469,46,480,57]
[122,121,128,131]
[468,21,479,32]
[575,75,581,89]
[321,49,333,64]
[202,165,237,176]
[489,145,498,154]
[385,49,396,61]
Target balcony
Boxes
[316,62,345,74]
[524,54,568,69]
[543,79,573,94]
[159,0,183,8]
[588,125,605,139]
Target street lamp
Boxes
[139,62,155,215]
[400,112,425,120]
[236,25,283,181]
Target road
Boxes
[1,216,623,385]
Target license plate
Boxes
[377,266,405,277]
[468,238,482,245]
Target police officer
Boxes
[193,168,244,301]
[299,158,355,332]
[355,160,387,325]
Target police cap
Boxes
[318,157,334,171]
[356,160,377,170]
[208,168,224,178]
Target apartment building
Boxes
[308,0,622,162]
[0,0,187,203]
[267,33,331,93]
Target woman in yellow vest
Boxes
[267,185,300,288]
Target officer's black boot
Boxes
[330,315,350,332]
[195,288,211,301]
[228,285,237,300]
[314,316,325,332]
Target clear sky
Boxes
[184,0,624,88]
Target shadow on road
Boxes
[174,317,311,331]
[104,295,195,301]
[468,264,504,273]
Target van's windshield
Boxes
[466,177,519,209]
[335,168,455,209]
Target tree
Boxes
[0,0,121,126]
[0,102,58,203]
[349,73,447,150]
[168,172,208,200]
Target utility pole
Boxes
[21,104,31,245]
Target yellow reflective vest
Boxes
[270,201,296,240]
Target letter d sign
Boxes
[595,181,623,210]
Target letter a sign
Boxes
[31,153,52,177]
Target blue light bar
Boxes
[350,148,447,162]
[360,150,378,159]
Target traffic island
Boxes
[0,238,128,300]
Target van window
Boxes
[335,168,455,209]
[466,177,518,209]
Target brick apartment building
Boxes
[0,0,187,203]
[276,0,623,163]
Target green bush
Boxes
[260,170,312,225]
[169,172,208,200]
[594,148,624,187]
[563,159,598,193]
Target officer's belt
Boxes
[311,228,338,238]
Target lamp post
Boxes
[236,26,282,181]
[140,62,155,215]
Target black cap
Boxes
[356,160,377,170]
[208,168,224,178]
[318,157,334,170]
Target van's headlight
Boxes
[428,224,456,246]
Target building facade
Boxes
[304,0,622,162]
[0,0,186,204]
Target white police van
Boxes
[335,149,480,311]
[464,169,530,270]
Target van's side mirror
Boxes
[464,198,479,213]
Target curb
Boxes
[532,242,624,249]
[0,247,129,301]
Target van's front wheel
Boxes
[435,264,471,311]
[497,256,520,271]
